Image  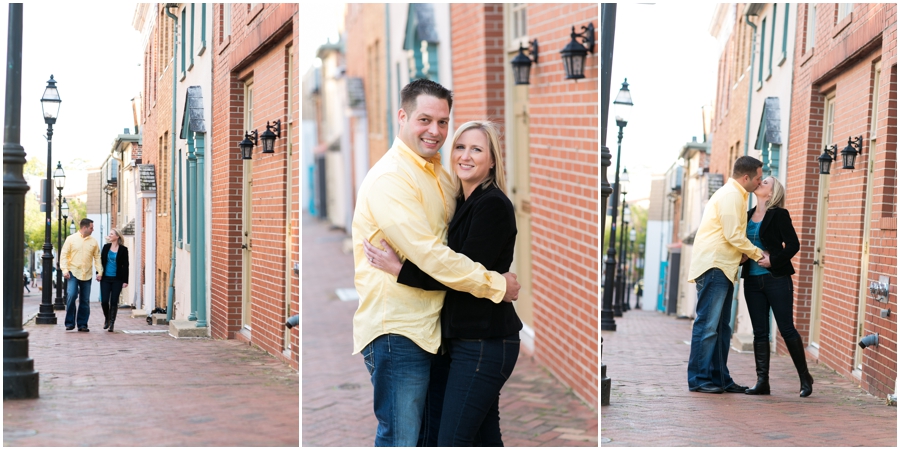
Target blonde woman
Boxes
[741,176,811,397]
[99,228,129,332]
[363,121,522,445]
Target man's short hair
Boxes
[79,218,93,229]
[400,79,453,114]
[732,156,762,178]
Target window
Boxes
[178,148,183,244]
[224,4,232,40]
[837,3,852,22]
[768,5,776,78]
[824,94,836,147]
[758,17,766,88]
[245,81,254,133]
[200,4,207,53]
[181,8,186,75]
[870,62,882,149]
[780,4,790,65]
[189,4,195,68]
[510,3,528,43]
[805,4,816,54]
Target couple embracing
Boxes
[687,156,813,398]
[352,79,523,446]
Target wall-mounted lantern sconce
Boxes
[840,135,863,170]
[240,130,258,160]
[818,135,864,175]
[560,23,595,80]
[510,40,539,85]
[259,120,281,154]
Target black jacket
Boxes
[397,184,523,339]
[741,207,799,278]
[100,244,129,283]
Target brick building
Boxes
[210,3,299,368]
[785,3,896,398]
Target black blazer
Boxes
[741,207,799,278]
[100,244,129,283]
[397,184,523,339]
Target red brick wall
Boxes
[710,4,752,177]
[786,3,896,398]
[450,3,506,127]
[344,4,389,167]
[211,3,299,367]
[526,4,599,408]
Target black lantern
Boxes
[620,167,630,195]
[61,198,69,219]
[53,161,65,189]
[818,144,837,175]
[510,40,539,85]
[40,75,61,125]
[840,135,863,170]
[68,222,76,236]
[623,203,631,225]
[240,130,258,160]
[613,79,633,126]
[260,120,281,154]
[559,23,595,80]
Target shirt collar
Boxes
[394,137,442,169]
[727,177,749,197]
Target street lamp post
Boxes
[636,242,645,309]
[602,79,632,329]
[53,163,66,311]
[628,228,636,310]
[35,75,61,325]
[600,3,618,409]
[617,201,631,314]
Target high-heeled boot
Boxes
[785,336,813,397]
[108,321,115,332]
[745,341,770,395]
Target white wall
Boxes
[642,219,670,311]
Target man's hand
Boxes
[740,254,749,265]
[63,271,70,280]
[502,272,520,303]
[758,251,772,268]
[96,274,102,282]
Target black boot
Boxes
[108,321,114,333]
[785,336,813,397]
[745,341,770,395]
[103,319,110,330]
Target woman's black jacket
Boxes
[396,184,523,339]
[741,206,799,279]
[100,244,129,283]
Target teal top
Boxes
[105,250,117,278]
[745,220,768,276]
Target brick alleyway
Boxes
[601,308,897,446]
[301,213,597,446]
[4,304,299,446]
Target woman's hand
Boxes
[123,283,128,288]
[363,239,402,277]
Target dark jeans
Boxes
[100,279,124,324]
[64,274,92,329]
[687,268,738,390]
[420,334,520,447]
[744,273,800,342]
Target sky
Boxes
[0,4,143,177]
[604,3,720,206]
[298,2,344,72]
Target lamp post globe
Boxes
[613,79,633,127]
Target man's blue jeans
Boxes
[687,268,738,390]
[63,273,92,329]
[362,334,432,447]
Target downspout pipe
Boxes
[732,5,759,332]
[165,4,178,322]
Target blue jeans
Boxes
[362,334,433,447]
[687,268,738,390]
[420,335,520,446]
[744,273,800,342]
[64,273,92,329]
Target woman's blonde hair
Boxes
[107,228,124,244]
[766,176,785,209]
[448,120,507,198]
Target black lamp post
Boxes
[510,40,539,85]
[53,163,66,311]
[602,79,632,330]
[35,75,61,326]
[628,228,636,309]
[600,3,618,408]
[635,242,645,309]
[560,23,595,80]
[617,201,631,314]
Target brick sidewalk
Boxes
[301,213,597,446]
[601,309,897,446]
[4,308,299,446]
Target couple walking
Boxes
[687,156,813,397]
[352,79,523,446]
[60,218,129,333]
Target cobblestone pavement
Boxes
[4,306,299,446]
[601,308,897,446]
[302,213,598,446]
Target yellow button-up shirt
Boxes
[351,138,507,355]
[688,178,764,283]
[59,232,102,281]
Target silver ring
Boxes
[370,257,374,263]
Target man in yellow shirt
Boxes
[351,79,521,446]
[687,156,771,394]
[60,218,102,332]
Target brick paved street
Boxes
[4,302,299,446]
[601,308,897,446]
[302,212,598,446]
